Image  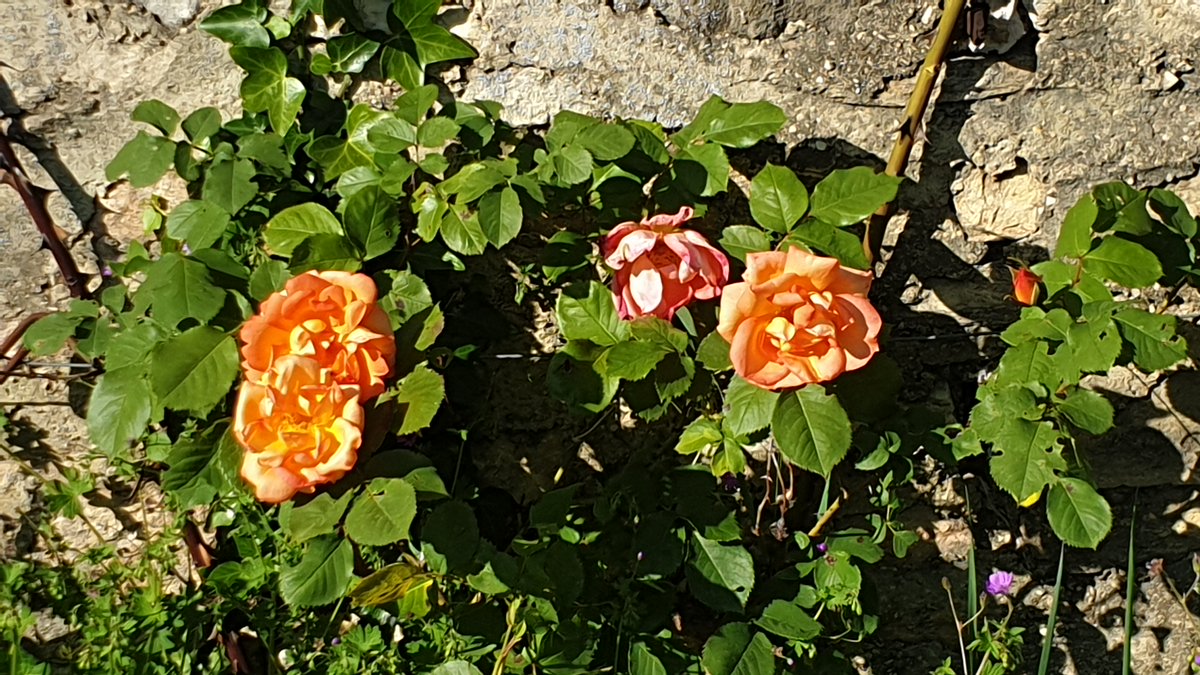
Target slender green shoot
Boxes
[965,485,978,675]
[1037,543,1066,675]
[1123,500,1137,675]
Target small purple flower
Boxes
[331,638,341,647]
[986,570,1015,598]
[101,266,113,278]
[181,243,192,255]
[816,542,828,554]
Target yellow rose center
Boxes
[765,316,797,352]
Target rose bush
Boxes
[233,355,364,503]
[240,270,396,399]
[717,247,882,391]
[602,206,729,320]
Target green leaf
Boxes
[264,203,344,256]
[165,200,231,250]
[478,187,523,249]
[248,260,290,300]
[344,478,418,546]
[1114,308,1188,371]
[718,225,771,263]
[687,534,755,612]
[429,662,484,675]
[417,116,461,147]
[675,142,729,196]
[200,3,269,47]
[701,623,775,675]
[750,164,808,232]
[809,167,902,227]
[787,221,870,270]
[989,419,1065,503]
[104,323,165,374]
[163,425,241,508]
[993,340,1059,391]
[405,22,477,66]
[755,600,822,641]
[702,101,786,148]
[724,377,777,438]
[1148,188,1197,237]
[150,327,240,414]
[1093,182,1153,235]
[202,156,257,215]
[22,313,85,357]
[290,234,363,273]
[381,46,423,90]
[87,371,152,458]
[366,117,418,153]
[1055,194,1098,258]
[697,332,732,372]
[595,341,668,381]
[551,145,594,185]
[393,364,445,435]
[629,643,667,675]
[1046,478,1112,548]
[547,345,620,414]
[556,282,630,346]
[1082,237,1162,288]
[106,132,176,187]
[326,34,380,73]
[306,105,386,178]
[1056,388,1114,435]
[182,107,222,142]
[280,492,353,543]
[1052,313,1122,381]
[421,500,479,573]
[238,132,290,171]
[136,253,226,327]
[394,84,439,125]
[231,46,305,133]
[280,537,354,607]
[131,100,180,135]
[440,205,488,255]
[343,185,401,260]
[576,123,636,160]
[771,386,852,476]
[673,95,731,145]
[675,417,723,455]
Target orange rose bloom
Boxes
[717,248,882,391]
[233,355,364,503]
[240,271,395,399]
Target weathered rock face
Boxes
[3,0,1200,672]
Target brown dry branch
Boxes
[864,0,967,267]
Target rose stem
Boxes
[0,127,91,300]
[863,0,967,267]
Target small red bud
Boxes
[1010,267,1042,306]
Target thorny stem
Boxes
[0,311,48,385]
[863,0,967,267]
[0,127,91,300]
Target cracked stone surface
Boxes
[3,0,1200,672]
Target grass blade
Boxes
[967,542,978,675]
[1038,543,1066,675]
[1122,500,1137,675]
